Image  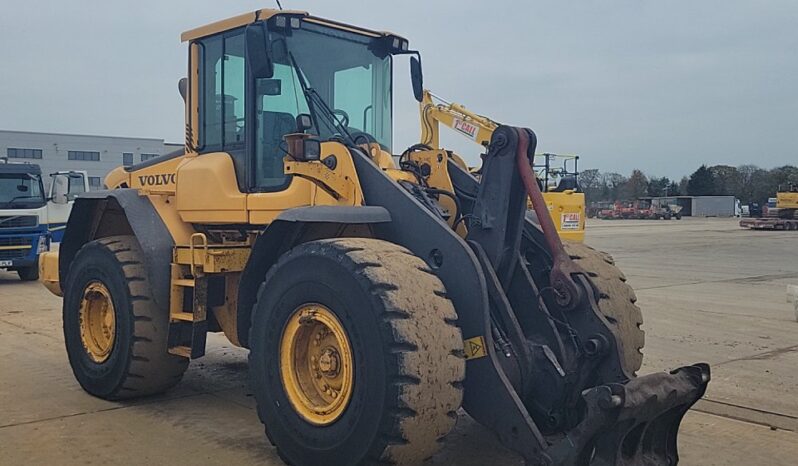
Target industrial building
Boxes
[0,129,182,189]
[640,195,738,217]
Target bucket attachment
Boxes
[545,364,710,465]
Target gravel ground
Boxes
[1,217,796,465]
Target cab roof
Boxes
[181,8,405,43]
[0,161,41,175]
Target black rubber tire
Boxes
[249,238,465,466]
[562,241,645,375]
[63,235,188,400]
[17,262,39,281]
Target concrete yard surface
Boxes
[1,217,797,465]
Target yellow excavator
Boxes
[417,91,586,242]
[39,8,708,466]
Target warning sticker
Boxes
[453,118,479,141]
[561,212,581,230]
[463,336,487,360]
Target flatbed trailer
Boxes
[740,218,798,230]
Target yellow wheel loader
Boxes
[39,9,709,466]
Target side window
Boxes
[199,32,246,150]
[222,34,246,148]
[254,63,308,188]
[200,35,223,148]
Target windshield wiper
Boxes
[5,195,43,206]
[287,52,357,147]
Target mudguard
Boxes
[59,189,174,310]
[235,205,391,347]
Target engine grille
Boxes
[0,215,38,229]
[0,237,30,247]
[0,247,30,260]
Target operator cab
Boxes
[182,10,417,193]
[534,153,581,193]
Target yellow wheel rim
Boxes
[280,304,354,426]
[78,281,116,363]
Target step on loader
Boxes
[39,8,709,466]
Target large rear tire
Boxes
[249,238,465,466]
[563,241,645,375]
[63,235,188,400]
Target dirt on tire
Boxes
[563,241,645,375]
[64,235,188,400]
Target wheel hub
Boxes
[78,281,116,363]
[280,304,353,426]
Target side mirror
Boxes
[246,23,273,79]
[410,55,424,102]
[295,114,313,133]
[51,174,69,205]
[178,77,188,102]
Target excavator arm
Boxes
[417,89,587,242]
[419,90,499,150]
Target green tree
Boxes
[625,169,649,199]
[678,176,689,196]
[579,168,602,201]
[687,165,715,196]
[667,181,680,196]
[647,176,671,197]
[709,165,741,196]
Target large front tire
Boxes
[63,235,188,400]
[249,238,465,466]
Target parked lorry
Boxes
[0,159,87,280]
[740,185,798,231]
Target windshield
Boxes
[264,22,392,149]
[0,173,45,208]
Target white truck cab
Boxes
[0,159,87,280]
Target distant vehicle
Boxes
[747,202,763,218]
[740,185,798,231]
[0,159,87,280]
[597,199,681,220]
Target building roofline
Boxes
[0,128,166,143]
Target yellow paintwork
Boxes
[173,244,250,274]
[777,191,798,210]
[180,9,402,43]
[210,272,242,347]
[544,191,586,243]
[284,159,358,203]
[420,91,498,149]
[280,304,354,426]
[39,251,61,296]
[418,89,586,242]
[175,153,248,224]
[79,281,116,364]
[406,149,467,236]
[248,142,365,224]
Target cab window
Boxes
[254,63,308,189]
[199,32,247,151]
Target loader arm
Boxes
[438,125,709,464]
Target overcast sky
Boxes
[1,1,796,179]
